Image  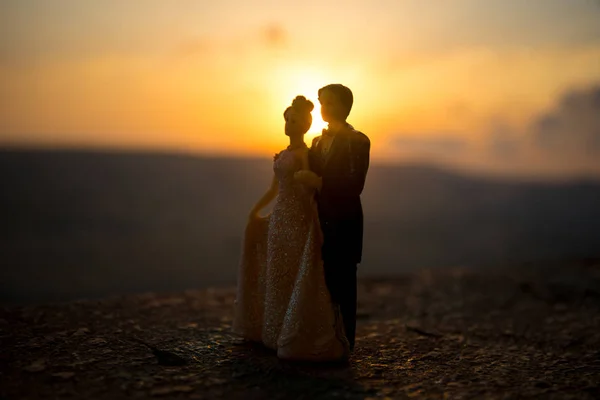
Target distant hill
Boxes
[2,149,600,303]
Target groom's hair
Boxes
[318,84,353,120]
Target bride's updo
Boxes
[284,95,314,134]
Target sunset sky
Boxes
[1,0,600,177]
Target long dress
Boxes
[232,148,349,361]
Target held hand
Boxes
[294,170,322,190]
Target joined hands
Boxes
[294,170,322,190]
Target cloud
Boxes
[532,85,600,157]
[171,22,288,63]
[481,84,600,176]
[261,23,287,48]
[385,84,600,177]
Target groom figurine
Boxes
[295,84,370,351]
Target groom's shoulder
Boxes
[347,126,370,147]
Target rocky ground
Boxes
[2,262,600,399]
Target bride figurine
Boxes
[232,95,349,361]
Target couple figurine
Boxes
[233,84,370,361]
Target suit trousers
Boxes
[323,260,357,350]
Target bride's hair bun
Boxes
[291,96,314,114]
[283,95,314,134]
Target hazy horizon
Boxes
[3,144,600,183]
[3,149,600,303]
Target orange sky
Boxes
[1,0,600,176]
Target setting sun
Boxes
[308,103,328,134]
[267,63,331,142]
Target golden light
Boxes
[269,64,331,142]
[310,103,328,135]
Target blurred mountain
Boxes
[2,149,600,303]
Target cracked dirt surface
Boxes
[2,263,600,399]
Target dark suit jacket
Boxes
[309,124,370,263]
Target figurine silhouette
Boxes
[297,84,371,351]
[233,95,350,361]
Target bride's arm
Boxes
[294,149,322,190]
[249,174,278,219]
[300,148,310,171]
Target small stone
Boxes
[52,372,75,380]
[23,360,46,372]
[87,337,107,346]
[380,387,395,394]
[178,322,198,329]
[26,338,43,348]
[73,327,90,336]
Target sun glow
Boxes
[309,103,328,135]
[269,64,331,142]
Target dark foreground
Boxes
[2,263,600,399]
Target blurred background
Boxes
[1,0,600,303]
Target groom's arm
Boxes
[321,133,370,197]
